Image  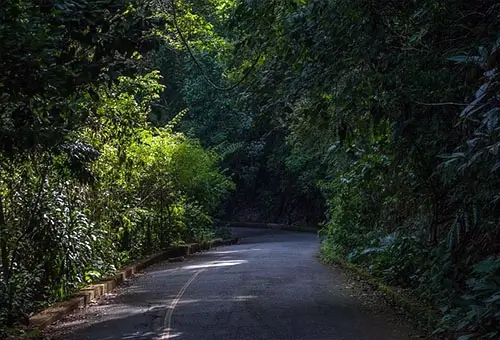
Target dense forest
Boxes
[1,0,499,339]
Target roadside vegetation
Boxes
[1,0,499,339]
[0,1,234,336]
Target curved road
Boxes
[49,228,418,340]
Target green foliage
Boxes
[0,72,233,336]
[222,0,500,338]
[1,0,499,338]
[93,125,233,258]
[0,0,162,156]
[438,257,500,339]
[0,1,234,335]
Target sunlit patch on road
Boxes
[181,260,248,270]
[173,295,258,306]
[120,330,156,339]
[157,328,182,339]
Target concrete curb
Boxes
[226,221,318,233]
[29,237,238,330]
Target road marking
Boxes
[160,269,205,339]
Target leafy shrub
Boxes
[438,257,500,339]
[0,72,233,332]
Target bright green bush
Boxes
[0,71,233,334]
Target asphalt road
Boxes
[48,228,418,340]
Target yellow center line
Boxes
[160,269,205,339]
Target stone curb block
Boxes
[29,237,238,330]
[226,221,318,233]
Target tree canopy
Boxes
[1,0,499,338]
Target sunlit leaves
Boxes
[0,1,235,333]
